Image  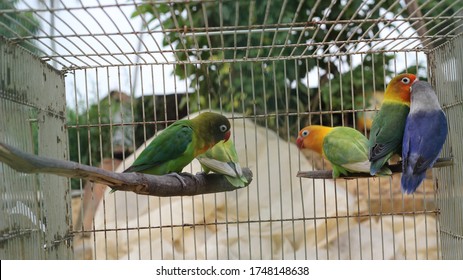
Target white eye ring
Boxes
[219,124,228,132]
[301,130,309,137]
[401,77,411,84]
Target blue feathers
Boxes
[401,81,448,194]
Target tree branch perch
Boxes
[0,142,252,196]
[297,157,453,180]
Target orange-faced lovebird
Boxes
[124,112,231,176]
[197,139,248,188]
[368,73,417,175]
[297,125,391,178]
[401,81,448,194]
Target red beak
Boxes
[224,131,231,142]
[296,137,304,149]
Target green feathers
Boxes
[197,139,248,188]
[323,127,372,178]
[323,127,391,178]
[297,125,391,178]
[124,112,231,175]
[368,73,416,175]
[368,102,410,175]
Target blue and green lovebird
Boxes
[296,125,391,178]
[197,139,248,188]
[401,81,448,194]
[368,73,417,175]
[124,112,231,176]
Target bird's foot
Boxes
[167,172,201,187]
[180,172,202,185]
[167,173,188,187]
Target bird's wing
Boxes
[405,111,448,174]
[323,128,369,166]
[125,123,193,173]
[197,157,241,177]
[369,104,409,161]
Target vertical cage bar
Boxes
[0,37,70,259]
[429,34,463,260]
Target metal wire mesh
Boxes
[0,36,71,259]
[0,0,462,260]
[429,33,463,259]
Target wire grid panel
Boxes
[0,37,71,259]
[1,0,462,260]
[1,0,461,68]
[429,34,463,260]
[64,60,441,261]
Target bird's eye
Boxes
[401,77,411,84]
[301,130,309,137]
[219,124,228,132]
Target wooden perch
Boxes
[0,142,252,196]
[297,157,453,180]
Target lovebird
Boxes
[124,112,231,177]
[296,125,391,178]
[401,80,448,194]
[197,139,248,188]
[368,73,417,175]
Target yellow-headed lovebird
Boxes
[401,81,448,194]
[197,139,248,188]
[368,73,417,175]
[296,125,391,178]
[124,112,231,178]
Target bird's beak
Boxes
[224,130,231,142]
[410,78,419,92]
[296,137,304,149]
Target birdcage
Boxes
[0,0,462,260]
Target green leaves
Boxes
[0,0,40,53]
[129,0,436,139]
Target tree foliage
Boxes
[67,91,135,168]
[131,0,456,138]
[0,0,40,53]
[132,1,405,134]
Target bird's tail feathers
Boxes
[225,175,248,188]
[370,158,388,175]
[375,165,392,176]
[401,172,426,194]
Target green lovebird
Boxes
[197,139,248,188]
[296,125,391,178]
[124,112,231,176]
[368,73,417,175]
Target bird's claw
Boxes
[167,172,201,187]
[167,173,187,188]
[180,172,202,185]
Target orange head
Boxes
[296,125,333,155]
[384,73,417,104]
